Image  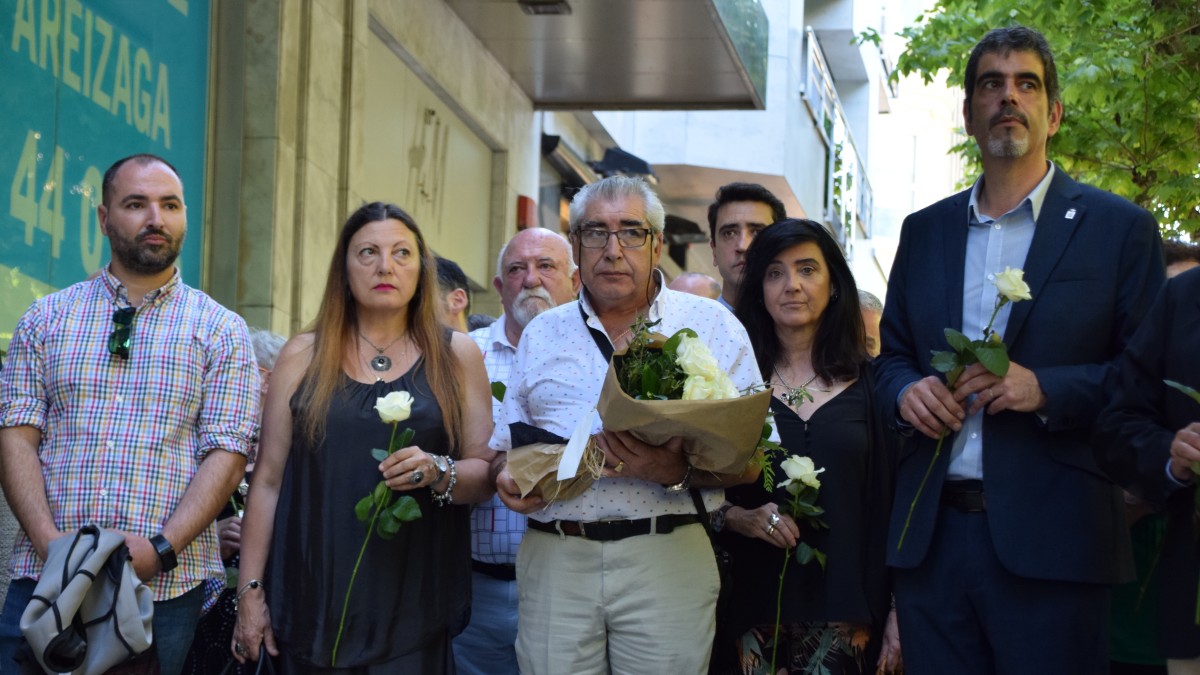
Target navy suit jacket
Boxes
[1096,267,1200,657]
[875,169,1163,584]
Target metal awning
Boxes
[444,0,769,110]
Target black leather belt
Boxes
[941,480,986,512]
[527,514,700,542]
[471,560,516,581]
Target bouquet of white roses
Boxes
[595,319,774,475]
[507,319,774,501]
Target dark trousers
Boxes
[894,505,1110,675]
[0,578,205,675]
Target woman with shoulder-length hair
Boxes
[232,202,495,673]
[712,219,900,674]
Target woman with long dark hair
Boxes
[715,219,900,674]
[231,202,494,673]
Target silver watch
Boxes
[431,455,450,483]
[664,464,693,492]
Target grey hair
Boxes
[248,327,288,370]
[858,289,884,312]
[495,228,577,278]
[568,175,665,234]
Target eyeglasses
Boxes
[108,308,135,359]
[576,228,652,249]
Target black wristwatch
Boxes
[711,503,734,533]
[150,534,177,573]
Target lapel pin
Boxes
[1065,208,1076,220]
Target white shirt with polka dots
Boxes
[490,280,763,522]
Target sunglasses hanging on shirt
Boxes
[108,307,135,359]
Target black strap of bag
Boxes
[219,646,276,675]
[580,303,615,362]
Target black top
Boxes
[719,374,893,642]
[267,359,471,668]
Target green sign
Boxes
[0,0,210,349]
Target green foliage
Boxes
[490,381,506,403]
[888,0,1200,235]
[614,318,693,400]
[355,426,421,539]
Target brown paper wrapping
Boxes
[505,352,771,502]
[507,441,604,502]
[596,364,771,475]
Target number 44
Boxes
[9,131,105,273]
[10,129,67,258]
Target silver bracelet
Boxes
[235,579,264,607]
[431,456,457,506]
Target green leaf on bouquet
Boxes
[662,328,698,357]
[391,427,416,453]
[944,328,972,352]
[931,349,958,373]
[354,494,375,522]
[370,448,389,462]
[390,495,422,522]
[1165,380,1200,405]
[812,547,827,571]
[641,362,663,398]
[973,345,1010,377]
[491,381,507,403]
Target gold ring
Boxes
[614,460,626,473]
[766,523,776,535]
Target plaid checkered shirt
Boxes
[469,318,526,565]
[0,268,259,600]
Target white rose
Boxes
[374,391,414,424]
[994,267,1032,303]
[676,335,721,380]
[682,371,739,401]
[683,375,720,401]
[777,455,825,490]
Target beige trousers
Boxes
[1169,658,1200,675]
[516,523,719,675]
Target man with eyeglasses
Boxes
[0,154,259,674]
[490,175,762,674]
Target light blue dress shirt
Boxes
[946,163,1056,480]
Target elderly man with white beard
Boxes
[453,227,579,675]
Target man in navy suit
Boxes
[874,26,1164,673]
[1097,267,1200,673]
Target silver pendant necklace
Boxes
[359,332,405,373]
[773,365,830,408]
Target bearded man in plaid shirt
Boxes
[0,154,259,674]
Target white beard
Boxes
[510,286,556,328]
[987,134,1029,159]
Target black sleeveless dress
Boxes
[267,359,471,671]
[717,375,894,673]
